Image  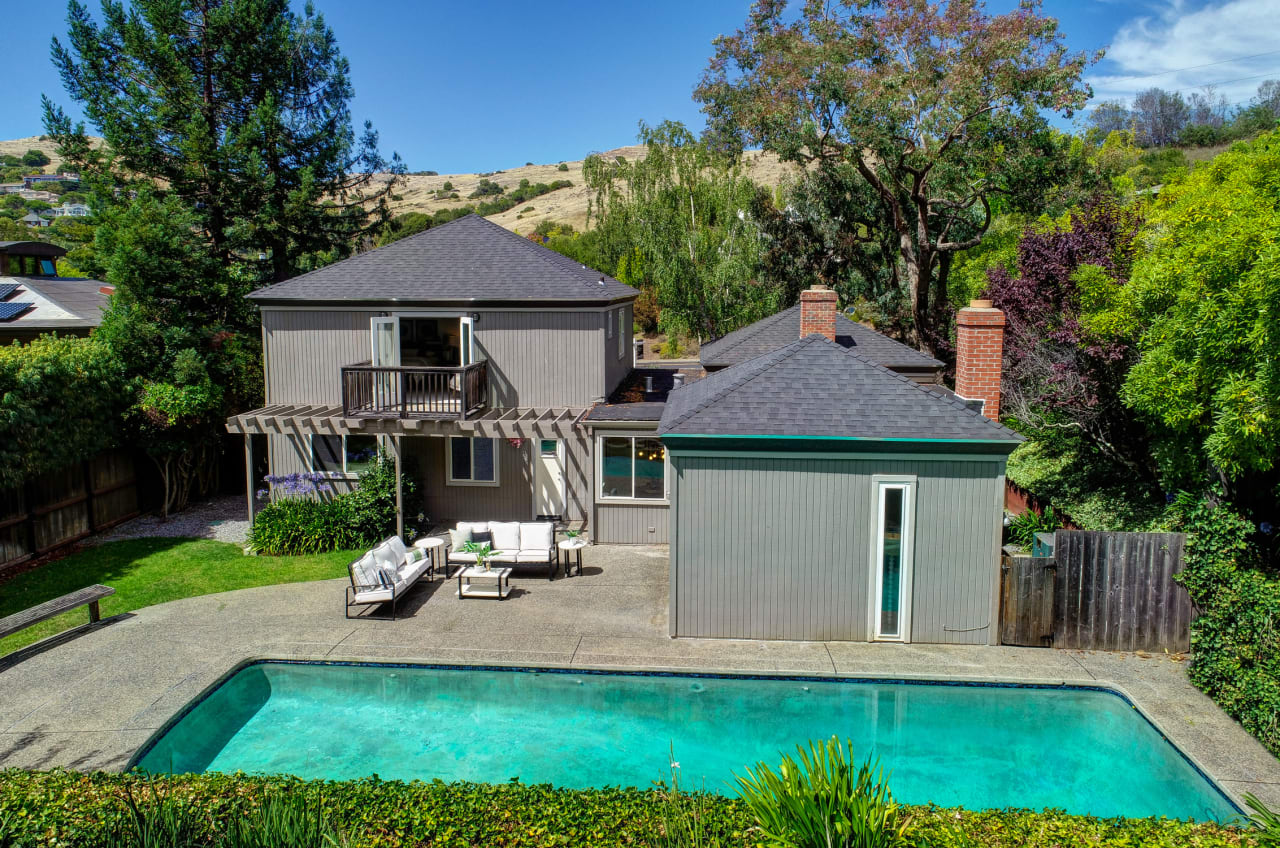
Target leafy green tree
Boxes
[1107,131,1280,496]
[21,149,51,168]
[695,0,1095,354]
[583,120,773,339]
[45,0,402,285]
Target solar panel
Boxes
[0,283,17,300]
[0,302,34,321]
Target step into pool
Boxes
[132,661,1240,822]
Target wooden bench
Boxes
[0,584,116,640]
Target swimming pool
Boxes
[133,661,1241,822]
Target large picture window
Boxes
[448,436,498,485]
[311,434,378,476]
[599,435,666,501]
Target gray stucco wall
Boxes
[669,453,1005,644]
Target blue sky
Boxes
[1,0,1277,173]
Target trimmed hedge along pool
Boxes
[133,661,1241,822]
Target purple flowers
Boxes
[262,472,333,500]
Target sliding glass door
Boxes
[872,479,915,641]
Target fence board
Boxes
[999,555,1056,646]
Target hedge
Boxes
[0,770,1258,848]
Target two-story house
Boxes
[228,214,649,542]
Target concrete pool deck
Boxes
[2,544,1277,811]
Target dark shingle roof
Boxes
[699,304,942,372]
[0,277,110,328]
[659,335,1021,442]
[248,214,638,305]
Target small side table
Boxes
[413,536,447,578]
[558,538,587,578]
[456,566,512,600]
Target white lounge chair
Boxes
[447,521,558,580]
[345,535,434,620]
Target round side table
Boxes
[557,537,587,578]
[413,536,447,579]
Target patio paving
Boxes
[1,543,1276,810]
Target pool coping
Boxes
[126,654,1248,821]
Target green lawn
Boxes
[0,538,358,657]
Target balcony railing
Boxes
[341,360,488,420]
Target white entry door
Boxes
[534,439,566,519]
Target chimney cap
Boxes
[969,299,993,309]
[808,284,830,291]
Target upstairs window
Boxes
[448,436,498,485]
[617,308,625,358]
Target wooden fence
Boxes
[0,451,143,572]
[1000,530,1193,652]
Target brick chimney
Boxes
[955,299,1006,420]
[799,284,838,341]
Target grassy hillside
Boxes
[0,135,104,172]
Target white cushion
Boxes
[384,536,407,562]
[351,553,382,587]
[398,560,426,586]
[490,552,518,563]
[448,526,472,550]
[373,546,400,575]
[351,586,394,604]
[449,552,479,563]
[458,521,489,535]
[519,522,554,551]
[517,550,552,563]
[489,521,521,552]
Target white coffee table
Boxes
[456,566,512,600]
[558,538,587,578]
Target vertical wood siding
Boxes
[670,454,1004,643]
[595,502,670,544]
[602,304,633,398]
[405,436,533,522]
[263,310,376,405]
[476,311,606,407]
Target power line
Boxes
[1094,47,1280,84]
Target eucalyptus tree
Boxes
[583,121,774,340]
[695,0,1095,355]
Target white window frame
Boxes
[447,435,500,487]
[606,308,614,339]
[868,475,917,642]
[617,307,626,359]
[307,434,379,478]
[596,433,669,504]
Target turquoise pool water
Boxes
[134,662,1240,822]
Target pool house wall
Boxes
[667,447,1007,644]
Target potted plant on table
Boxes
[459,540,499,572]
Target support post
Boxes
[393,434,404,539]
[244,434,257,525]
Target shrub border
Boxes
[126,658,1246,819]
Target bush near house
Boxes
[246,450,415,556]
[0,770,1260,848]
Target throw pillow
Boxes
[448,526,472,550]
[471,529,492,545]
[377,568,395,588]
[406,548,425,564]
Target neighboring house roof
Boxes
[0,276,111,333]
[584,365,706,424]
[659,334,1021,444]
[699,304,942,373]
[248,214,639,306]
[0,241,67,257]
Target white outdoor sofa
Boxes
[345,535,433,620]
[447,521,558,580]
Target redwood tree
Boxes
[696,0,1096,354]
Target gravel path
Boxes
[90,495,250,545]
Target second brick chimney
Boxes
[800,284,838,341]
[955,299,1006,420]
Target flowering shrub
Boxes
[247,451,414,556]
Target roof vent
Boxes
[598,276,606,286]
[672,373,686,389]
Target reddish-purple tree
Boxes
[984,197,1154,477]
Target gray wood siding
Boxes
[404,435,533,522]
[265,434,359,495]
[476,311,607,407]
[670,454,1004,644]
[602,303,633,398]
[595,502,670,544]
[263,310,375,405]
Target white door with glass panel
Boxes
[534,439,566,519]
[871,479,915,641]
[370,317,399,411]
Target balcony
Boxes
[341,360,488,420]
